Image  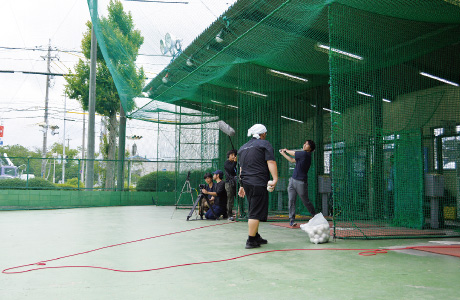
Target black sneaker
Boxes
[245,239,261,249]
[289,220,297,227]
[255,233,268,244]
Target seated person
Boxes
[200,173,215,214]
[202,170,228,219]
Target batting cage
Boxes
[9,0,457,238]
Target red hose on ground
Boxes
[3,222,459,274]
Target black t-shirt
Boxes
[205,183,215,201]
[292,151,312,182]
[224,160,237,182]
[238,138,275,187]
[213,180,227,208]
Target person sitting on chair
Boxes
[202,170,228,219]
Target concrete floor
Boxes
[1,206,459,300]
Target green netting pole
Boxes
[372,86,385,220]
[435,136,443,174]
[157,110,160,205]
[315,87,325,212]
[117,104,126,191]
[85,0,97,190]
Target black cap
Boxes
[212,170,224,178]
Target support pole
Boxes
[41,40,52,177]
[62,95,67,183]
[117,104,126,191]
[86,4,97,190]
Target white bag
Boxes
[300,212,330,244]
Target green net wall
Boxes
[84,0,460,238]
[328,2,460,238]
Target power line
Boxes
[0,45,171,57]
[124,0,189,3]
[0,69,67,76]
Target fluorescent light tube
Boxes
[269,69,308,83]
[317,43,363,60]
[323,108,341,115]
[419,72,459,87]
[246,91,267,97]
[357,91,374,97]
[281,115,303,123]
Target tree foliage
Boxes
[65,0,144,116]
[64,0,145,189]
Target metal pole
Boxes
[62,95,66,183]
[86,1,98,190]
[41,40,51,177]
[81,113,86,183]
[117,104,126,191]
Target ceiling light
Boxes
[317,43,363,60]
[281,116,303,123]
[162,72,169,84]
[246,91,267,97]
[269,69,308,83]
[419,72,459,87]
[186,56,194,67]
[382,98,392,103]
[357,91,373,97]
[323,108,341,115]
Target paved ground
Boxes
[1,206,459,300]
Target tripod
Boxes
[187,192,218,221]
[175,171,195,208]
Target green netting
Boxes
[84,0,460,238]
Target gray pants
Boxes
[288,177,316,221]
[225,181,236,216]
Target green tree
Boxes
[48,142,80,184]
[64,0,145,189]
[0,144,41,176]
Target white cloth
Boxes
[247,124,267,139]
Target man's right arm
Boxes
[280,149,296,163]
[238,166,245,197]
[267,160,278,188]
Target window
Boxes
[434,125,460,170]
[324,141,344,174]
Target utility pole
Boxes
[86,0,98,190]
[41,40,56,177]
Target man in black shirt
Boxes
[200,172,215,214]
[224,149,237,219]
[202,170,227,219]
[238,124,278,249]
[280,140,317,227]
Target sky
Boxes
[0,0,236,159]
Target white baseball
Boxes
[267,180,275,192]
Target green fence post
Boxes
[78,159,81,190]
[26,157,30,189]
[127,161,131,190]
